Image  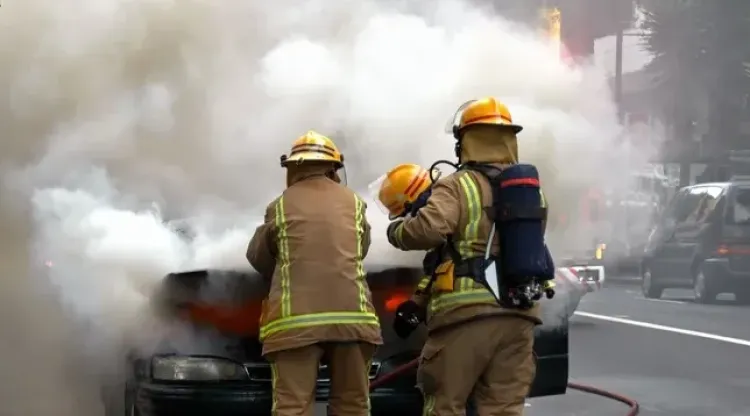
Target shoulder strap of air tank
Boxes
[460,162,503,222]
[459,162,503,182]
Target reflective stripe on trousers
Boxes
[422,395,436,416]
[270,362,279,415]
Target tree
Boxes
[640,0,750,155]
[698,1,750,150]
[640,1,710,142]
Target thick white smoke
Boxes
[0,0,652,414]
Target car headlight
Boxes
[151,356,249,381]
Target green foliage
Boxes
[639,1,712,94]
[639,0,750,145]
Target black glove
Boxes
[404,189,432,217]
[386,220,404,249]
[392,300,424,339]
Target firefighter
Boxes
[386,98,544,416]
[370,163,451,338]
[246,130,383,416]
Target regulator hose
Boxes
[428,159,460,182]
[370,358,640,415]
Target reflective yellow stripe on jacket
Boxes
[429,172,495,313]
[354,195,369,312]
[276,196,292,318]
[416,276,432,291]
[260,194,379,340]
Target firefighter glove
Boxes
[393,300,424,339]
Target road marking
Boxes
[640,298,686,305]
[574,311,750,347]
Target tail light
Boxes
[715,244,750,256]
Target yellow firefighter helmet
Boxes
[370,163,435,219]
[448,97,523,138]
[280,131,344,167]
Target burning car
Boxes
[102,266,569,416]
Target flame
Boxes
[384,293,410,313]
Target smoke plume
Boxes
[0,0,653,414]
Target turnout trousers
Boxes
[418,316,536,416]
[266,342,377,416]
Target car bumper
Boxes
[134,383,422,416]
[134,356,423,416]
[133,328,568,416]
[702,258,750,288]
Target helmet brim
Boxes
[460,119,523,134]
[281,153,343,167]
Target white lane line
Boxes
[640,298,686,305]
[574,311,750,347]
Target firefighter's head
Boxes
[369,163,436,220]
[447,97,522,164]
[280,131,345,186]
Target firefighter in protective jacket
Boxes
[386,98,543,416]
[247,131,382,416]
[370,163,451,338]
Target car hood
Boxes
[154,266,423,338]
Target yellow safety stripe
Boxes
[365,357,373,413]
[416,276,432,291]
[275,197,292,318]
[354,195,369,312]
[260,311,380,340]
[389,221,406,250]
[422,395,436,416]
[429,288,496,313]
[270,362,279,416]
[457,173,482,259]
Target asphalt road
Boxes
[316,282,750,415]
[538,282,750,416]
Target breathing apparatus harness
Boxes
[409,157,556,307]
[454,162,556,310]
[392,140,557,338]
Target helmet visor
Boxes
[444,99,477,135]
[335,165,348,186]
[367,173,406,220]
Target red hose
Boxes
[567,382,639,416]
[369,358,419,390]
[370,359,640,415]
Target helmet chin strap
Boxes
[453,125,462,163]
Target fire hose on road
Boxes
[370,359,640,416]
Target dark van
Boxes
[641,182,750,304]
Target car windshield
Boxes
[728,187,750,224]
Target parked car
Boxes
[641,181,750,303]
[103,266,570,416]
